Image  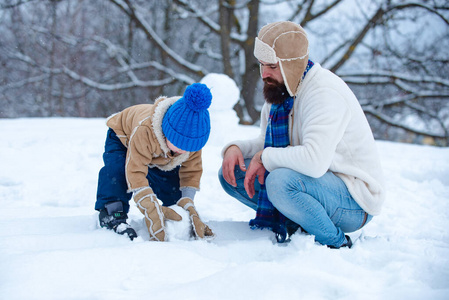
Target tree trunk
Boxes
[219,0,235,79]
[239,0,260,123]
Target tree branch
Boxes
[109,0,208,78]
[0,0,37,9]
[364,106,448,139]
[173,0,247,44]
[330,6,384,72]
[340,70,449,87]
[385,3,449,26]
[299,0,343,27]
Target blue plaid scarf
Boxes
[249,97,293,241]
[249,60,314,242]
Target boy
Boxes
[96,83,214,241]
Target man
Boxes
[219,21,385,248]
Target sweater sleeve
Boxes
[220,103,270,158]
[262,89,352,178]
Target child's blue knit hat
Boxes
[162,83,212,152]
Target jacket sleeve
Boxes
[179,150,203,189]
[125,125,157,191]
[221,103,270,158]
[262,90,352,178]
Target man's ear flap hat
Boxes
[254,21,309,97]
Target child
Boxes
[95,83,214,241]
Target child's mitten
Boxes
[134,188,182,241]
[177,197,214,239]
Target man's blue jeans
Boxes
[95,129,181,213]
[218,159,372,247]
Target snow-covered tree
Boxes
[0,0,448,145]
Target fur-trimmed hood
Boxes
[151,96,191,170]
[106,97,203,192]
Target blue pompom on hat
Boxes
[162,83,212,152]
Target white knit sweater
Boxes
[223,63,385,215]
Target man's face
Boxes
[259,61,284,84]
[259,61,289,104]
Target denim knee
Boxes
[218,165,258,210]
[266,168,306,194]
[330,208,372,232]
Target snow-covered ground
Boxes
[1,74,449,300]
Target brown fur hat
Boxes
[254,21,309,97]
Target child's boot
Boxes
[99,200,138,240]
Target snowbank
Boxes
[1,74,448,300]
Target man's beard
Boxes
[263,77,290,104]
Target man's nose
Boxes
[261,66,271,79]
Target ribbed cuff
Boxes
[181,187,196,200]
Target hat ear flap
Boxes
[280,57,308,97]
[275,31,308,96]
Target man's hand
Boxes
[244,150,266,199]
[222,145,245,187]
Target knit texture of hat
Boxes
[162,83,212,152]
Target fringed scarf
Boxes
[249,60,314,243]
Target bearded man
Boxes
[219,21,385,248]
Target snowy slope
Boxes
[1,74,449,300]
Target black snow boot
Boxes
[343,235,353,248]
[275,219,303,243]
[328,235,353,249]
[99,201,138,241]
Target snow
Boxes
[1,73,449,300]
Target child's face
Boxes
[166,138,186,154]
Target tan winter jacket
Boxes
[106,96,203,193]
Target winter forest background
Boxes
[1,0,448,146]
